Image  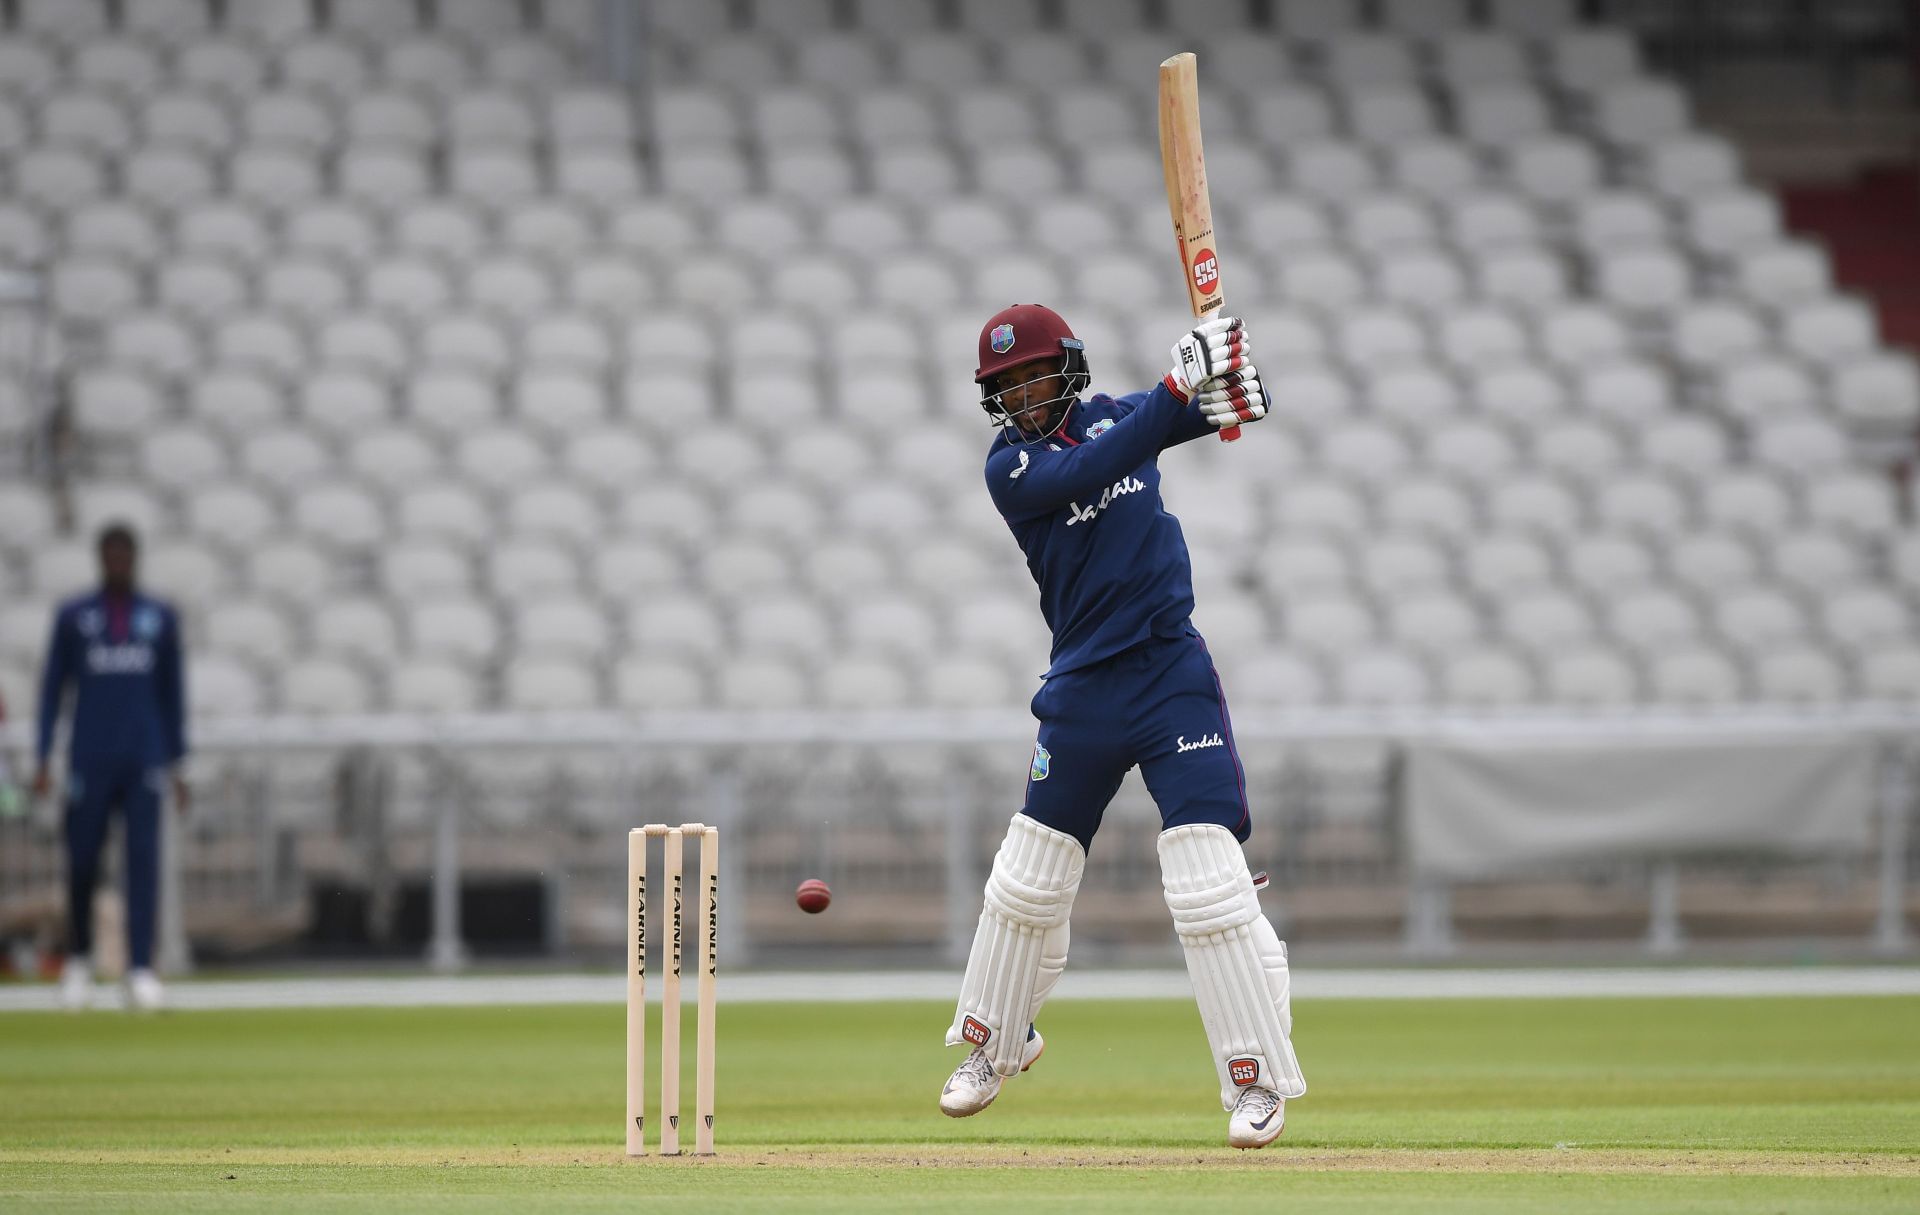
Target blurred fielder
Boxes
[33,524,189,1012]
[940,305,1305,1148]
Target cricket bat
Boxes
[1158,51,1240,442]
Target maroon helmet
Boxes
[974,304,1090,440]
[974,303,1080,383]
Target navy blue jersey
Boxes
[984,383,1215,678]
[35,591,187,770]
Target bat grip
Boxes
[1219,425,1242,442]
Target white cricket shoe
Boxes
[939,1027,1045,1118]
[126,968,166,1013]
[1227,1086,1286,1149]
[60,957,93,1012]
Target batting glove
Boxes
[1165,315,1251,401]
[1194,368,1269,427]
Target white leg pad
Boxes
[946,813,1085,1076]
[1159,824,1307,1109]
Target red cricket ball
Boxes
[795,878,832,914]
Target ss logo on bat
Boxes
[1191,248,1219,294]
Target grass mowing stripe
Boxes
[2,1164,1919,1215]
[3,995,1917,1211]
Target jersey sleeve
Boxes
[985,383,1187,521]
[34,607,71,766]
[1115,387,1215,450]
[156,606,187,765]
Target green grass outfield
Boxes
[3,994,1918,1212]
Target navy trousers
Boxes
[1020,630,1251,853]
[64,760,162,969]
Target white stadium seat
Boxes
[1543,647,1640,707]
[456,428,549,492]
[1734,241,1833,305]
[1486,476,1585,539]
[407,598,501,666]
[301,371,394,440]
[397,483,494,547]
[716,656,811,711]
[1860,646,1920,702]
[489,543,582,604]
[30,547,95,600]
[1282,592,1377,656]
[1435,34,1528,87]
[281,660,373,715]
[1606,588,1705,657]
[1782,298,1877,365]
[183,485,277,552]
[1752,646,1847,705]
[291,483,385,550]
[240,428,333,488]
[736,595,835,659]
[390,661,481,714]
[206,599,297,667]
[1686,189,1783,260]
[1457,86,1550,149]
[310,598,401,665]
[1357,535,1449,598]
[1647,646,1745,706]
[72,368,167,438]
[65,200,163,261]
[397,214,488,271]
[613,657,709,712]
[1461,534,1555,598]
[1440,647,1537,707]
[1380,477,1477,541]
[925,658,1014,709]
[0,602,55,667]
[1227,648,1327,708]
[1819,585,1912,655]
[516,600,612,663]
[1751,415,1852,478]
[140,426,228,493]
[1712,587,1810,650]
[379,542,472,601]
[1337,648,1432,707]
[1664,531,1761,598]
[1386,591,1481,658]
[1832,353,1920,434]
[1803,470,1899,536]
[1508,137,1601,206]
[1647,135,1741,200]
[1565,533,1657,598]
[593,542,685,600]
[1501,589,1598,657]
[629,594,727,660]
[190,655,267,717]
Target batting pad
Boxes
[946,813,1086,1076]
[1159,824,1308,1109]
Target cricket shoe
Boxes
[126,968,166,1013]
[939,1027,1045,1118]
[1227,1086,1285,1149]
[60,957,92,1012]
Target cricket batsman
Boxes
[33,524,189,1012]
[940,305,1305,1149]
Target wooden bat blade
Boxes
[1157,50,1239,441]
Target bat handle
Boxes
[1219,425,1242,442]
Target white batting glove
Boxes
[1165,315,1251,401]
[1194,368,1269,427]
